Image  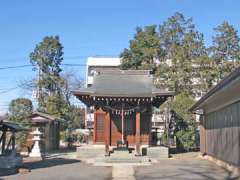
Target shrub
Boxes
[175,128,199,151]
[60,130,88,144]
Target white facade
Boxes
[151,108,166,136]
[85,57,121,87]
[85,57,121,128]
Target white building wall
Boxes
[85,57,121,128]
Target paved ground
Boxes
[0,158,111,180]
[112,165,135,180]
[135,158,234,180]
[1,152,238,180]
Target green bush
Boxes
[175,129,199,151]
[60,130,88,144]
[168,91,200,151]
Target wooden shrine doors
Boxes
[110,114,136,146]
[94,112,105,143]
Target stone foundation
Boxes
[204,154,240,178]
[77,145,169,160]
[77,145,105,159]
[146,146,169,159]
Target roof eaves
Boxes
[0,121,29,132]
[152,91,175,96]
[32,111,65,122]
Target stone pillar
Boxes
[135,111,141,156]
[104,112,111,156]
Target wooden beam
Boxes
[0,132,3,144]
[1,131,6,154]
[135,111,141,156]
[6,135,12,151]
[104,111,111,156]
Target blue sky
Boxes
[0,0,239,113]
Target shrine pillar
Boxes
[135,111,141,156]
[104,111,111,156]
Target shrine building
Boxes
[73,70,174,155]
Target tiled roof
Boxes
[73,70,174,97]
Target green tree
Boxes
[157,12,207,96]
[65,106,85,130]
[192,55,217,96]
[30,36,64,112]
[8,98,33,125]
[8,98,33,147]
[170,92,195,124]
[211,21,240,81]
[46,94,68,117]
[120,12,210,97]
[29,35,73,126]
[120,25,163,71]
[30,36,84,131]
[170,92,198,151]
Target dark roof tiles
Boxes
[73,70,174,97]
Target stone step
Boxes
[111,151,132,157]
[77,146,105,159]
[105,158,146,163]
[95,154,150,164]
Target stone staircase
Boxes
[77,145,169,165]
[95,149,150,164]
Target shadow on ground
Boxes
[0,169,18,178]
[25,158,81,170]
[0,158,81,178]
[169,147,200,154]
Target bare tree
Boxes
[18,69,84,105]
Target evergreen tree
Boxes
[30,36,66,115]
[120,13,212,97]
[8,98,33,147]
[120,25,163,71]
[157,12,208,96]
[8,98,33,125]
[211,21,240,81]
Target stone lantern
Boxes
[29,128,42,158]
